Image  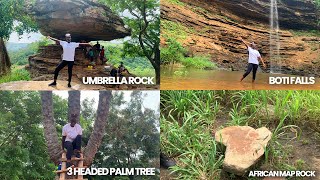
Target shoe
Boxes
[68,83,71,88]
[160,153,176,168]
[48,81,57,86]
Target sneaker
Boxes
[48,81,57,86]
[68,83,71,88]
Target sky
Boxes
[53,91,160,112]
[8,31,43,43]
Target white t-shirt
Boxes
[60,41,80,61]
[62,123,82,142]
[248,47,261,65]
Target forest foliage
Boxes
[0,91,160,180]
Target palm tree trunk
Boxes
[83,91,112,166]
[0,37,11,76]
[68,91,81,124]
[41,91,63,164]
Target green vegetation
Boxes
[161,20,189,41]
[7,38,51,65]
[0,0,38,76]
[100,0,160,84]
[161,37,216,69]
[161,20,216,69]
[0,91,159,180]
[0,66,31,84]
[166,0,185,6]
[290,30,320,37]
[181,56,216,69]
[161,90,320,179]
[100,42,155,77]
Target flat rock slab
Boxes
[27,0,130,41]
[215,126,272,176]
[0,80,105,90]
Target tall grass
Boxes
[161,90,320,179]
[0,67,31,84]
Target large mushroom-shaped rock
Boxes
[215,126,272,176]
[27,0,131,42]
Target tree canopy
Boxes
[0,0,37,39]
[100,0,160,84]
[0,91,160,179]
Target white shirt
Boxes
[62,123,82,142]
[60,41,79,61]
[248,47,261,65]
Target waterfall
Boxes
[270,0,281,73]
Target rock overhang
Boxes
[27,0,131,42]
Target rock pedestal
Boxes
[215,126,272,176]
[28,45,90,78]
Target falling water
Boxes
[270,0,281,73]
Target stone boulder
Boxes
[215,126,272,176]
[27,0,131,42]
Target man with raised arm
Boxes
[47,34,91,88]
[240,37,266,83]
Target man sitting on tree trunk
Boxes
[62,114,82,167]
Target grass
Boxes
[0,66,31,84]
[180,56,217,69]
[289,30,320,37]
[161,20,190,42]
[166,0,185,6]
[160,36,216,69]
[161,90,320,179]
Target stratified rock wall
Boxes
[28,45,89,78]
[27,0,131,42]
[161,0,320,76]
[182,0,319,30]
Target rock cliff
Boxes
[161,0,320,76]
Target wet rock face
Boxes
[185,0,319,30]
[161,0,320,76]
[215,126,272,176]
[28,0,131,42]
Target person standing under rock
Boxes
[100,46,105,64]
[240,37,266,83]
[47,34,91,88]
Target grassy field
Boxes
[161,90,320,179]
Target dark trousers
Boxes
[243,63,259,80]
[54,60,74,83]
[64,135,81,160]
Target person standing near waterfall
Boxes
[239,37,266,83]
[47,34,92,88]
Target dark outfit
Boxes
[64,135,82,160]
[54,60,74,83]
[242,63,259,80]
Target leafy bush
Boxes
[161,38,216,69]
[160,37,186,64]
